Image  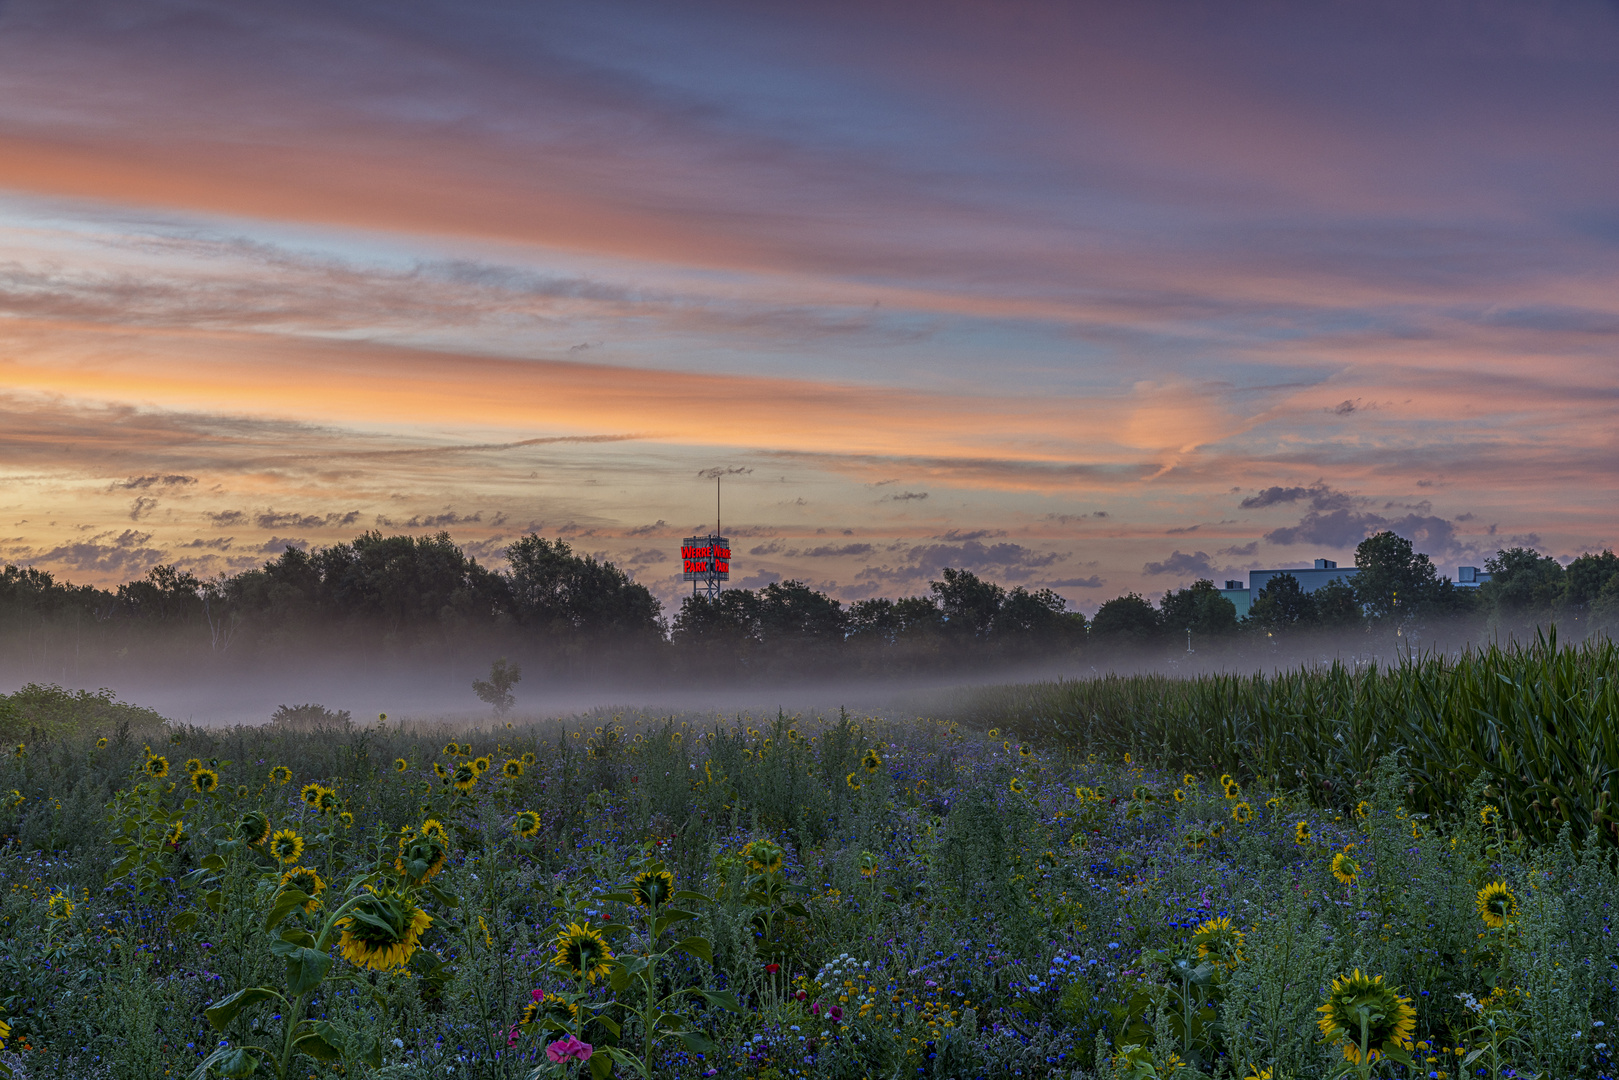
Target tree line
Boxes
[2,529,1616,683]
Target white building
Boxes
[1219,558,1358,619]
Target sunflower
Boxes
[1356,800,1372,820]
[191,769,220,795]
[1479,804,1500,826]
[1183,773,1197,786]
[1475,881,1517,929]
[316,788,342,815]
[48,890,74,920]
[235,809,271,846]
[420,819,449,843]
[501,758,524,780]
[521,751,536,766]
[1018,744,1032,759]
[1123,752,1132,764]
[1232,801,1253,824]
[1219,774,1233,787]
[279,865,326,912]
[472,756,491,775]
[1224,781,1241,800]
[630,867,674,908]
[236,785,250,798]
[433,762,449,780]
[1331,852,1360,885]
[452,762,478,792]
[96,737,109,749]
[742,838,785,874]
[513,810,542,839]
[269,829,305,864]
[339,811,354,829]
[861,749,882,773]
[845,771,861,791]
[1184,830,1207,852]
[185,758,202,775]
[1210,824,1226,839]
[1009,777,1027,794]
[164,819,185,846]
[1294,821,1312,846]
[7,790,21,807]
[338,885,432,971]
[444,742,461,756]
[300,783,324,807]
[857,850,880,878]
[144,755,170,779]
[269,765,292,785]
[394,758,409,773]
[1173,788,1186,803]
[552,921,615,983]
[1192,915,1244,967]
[396,827,448,883]
[1316,970,1415,1065]
[1266,796,1282,812]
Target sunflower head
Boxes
[1479,804,1500,826]
[472,756,491,774]
[857,849,880,878]
[861,749,882,773]
[1316,970,1416,1064]
[630,867,675,909]
[394,758,409,773]
[1294,820,1312,846]
[1173,788,1186,803]
[1018,744,1032,759]
[1210,823,1226,839]
[184,758,202,775]
[433,762,449,780]
[1266,796,1282,812]
[300,783,323,806]
[235,809,272,846]
[236,784,250,799]
[1355,800,1372,820]
[338,811,354,829]
[317,788,341,814]
[420,818,449,843]
[269,828,305,864]
[396,827,449,884]
[1192,915,1244,967]
[191,769,219,795]
[1331,852,1360,885]
[513,810,542,839]
[845,771,861,791]
[552,921,615,983]
[47,890,74,921]
[164,819,185,846]
[521,751,536,766]
[144,755,170,779]
[1009,778,1026,794]
[1232,801,1253,824]
[1184,829,1207,852]
[279,865,326,912]
[452,763,478,792]
[502,758,524,779]
[1224,781,1241,800]
[742,838,785,874]
[269,765,291,785]
[1475,881,1517,929]
[1183,773,1197,786]
[444,742,460,756]
[338,883,432,971]
[96,737,109,749]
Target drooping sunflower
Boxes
[845,771,861,791]
[236,785,250,799]
[269,765,292,785]
[861,749,882,773]
[235,809,272,846]
[394,758,409,773]
[630,867,674,909]
[316,788,342,815]
[1219,773,1233,787]
[338,811,354,829]
[452,762,478,792]
[1232,801,1253,824]
[164,819,185,846]
[512,810,542,839]
[279,865,326,912]
[472,756,491,775]
[552,921,615,983]
[396,827,449,884]
[338,885,432,972]
[184,758,202,775]
[1316,970,1415,1065]
[1331,852,1360,885]
[1184,830,1207,852]
[1192,915,1244,968]
[1294,821,1312,845]
[742,838,785,874]
[501,758,524,780]
[857,850,880,878]
[48,890,74,920]
[300,783,324,807]
[191,768,220,795]
[1210,824,1226,840]
[269,829,305,864]
[144,755,170,779]
[1123,752,1132,764]
[521,751,536,767]
[1475,881,1517,929]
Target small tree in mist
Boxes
[472,657,521,717]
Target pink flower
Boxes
[810,1002,821,1016]
[546,1035,594,1063]
[828,1005,843,1022]
[531,988,546,1002]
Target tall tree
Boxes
[1090,592,1161,645]
[1247,573,1316,629]
[931,568,1004,639]
[1160,579,1238,640]
[1481,547,1565,621]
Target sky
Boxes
[1,0,1616,613]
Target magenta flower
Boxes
[828,1005,843,1022]
[546,1035,593,1063]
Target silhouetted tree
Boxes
[1090,592,1161,645]
[931,568,1004,640]
[1248,573,1316,629]
[1160,579,1238,640]
[472,657,521,717]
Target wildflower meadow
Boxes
[2,640,1617,1079]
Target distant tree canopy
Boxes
[3,527,1616,684]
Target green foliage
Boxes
[0,684,167,741]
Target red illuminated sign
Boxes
[681,535,731,581]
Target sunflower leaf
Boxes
[674,936,713,964]
[203,987,282,1031]
[263,890,313,932]
[291,1020,343,1062]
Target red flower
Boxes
[765,963,780,974]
